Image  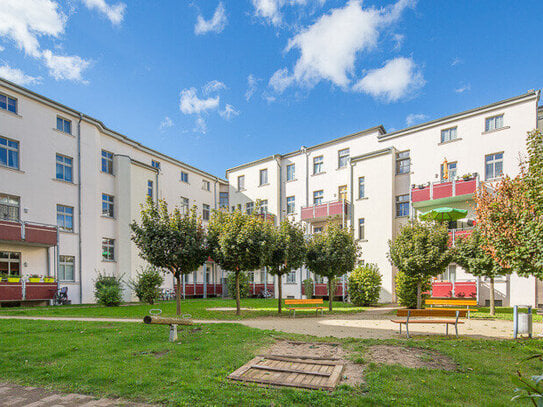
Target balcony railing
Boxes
[448,228,474,247]
[0,220,58,246]
[300,200,349,223]
[411,176,479,206]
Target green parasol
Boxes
[419,207,468,222]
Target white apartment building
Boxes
[227,90,543,307]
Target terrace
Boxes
[300,200,349,223]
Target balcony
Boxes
[0,281,57,303]
[301,200,349,223]
[448,228,473,247]
[411,177,479,208]
[0,220,58,247]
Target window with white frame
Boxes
[313,226,323,234]
[202,180,210,191]
[147,180,153,199]
[396,151,410,174]
[396,194,410,217]
[259,168,268,185]
[101,150,113,174]
[56,154,73,182]
[237,175,245,191]
[440,127,457,143]
[102,194,114,217]
[485,152,503,180]
[259,199,268,214]
[338,148,349,168]
[56,117,72,134]
[0,194,19,221]
[313,156,323,174]
[0,93,17,114]
[286,270,296,284]
[443,264,456,282]
[180,171,189,183]
[0,251,20,276]
[286,164,295,181]
[102,238,115,261]
[57,205,73,231]
[358,218,365,240]
[0,136,19,170]
[151,160,160,170]
[246,201,254,214]
[485,114,504,132]
[202,204,210,221]
[286,196,295,214]
[313,190,323,205]
[219,192,229,209]
[358,177,365,199]
[440,162,457,181]
[58,255,75,281]
[180,197,189,215]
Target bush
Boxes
[303,278,314,299]
[395,270,431,309]
[226,272,250,299]
[348,263,382,306]
[129,266,164,304]
[94,272,123,306]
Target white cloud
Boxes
[251,0,326,26]
[0,45,4,51]
[392,33,404,50]
[269,68,294,94]
[219,104,239,120]
[159,116,173,130]
[405,113,427,126]
[245,74,259,101]
[353,57,424,102]
[81,0,126,25]
[179,87,220,115]
[42,49,90,82]
[451,57,462,66]
[0,64,41,85]
[194,116,207,134]
[454,83,471,93]
[195,2,227,35]
[271,0,415,92]
[203,79,226,94]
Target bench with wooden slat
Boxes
[285,299,325,317]
[425,298,478,319]
[391,309,468,338]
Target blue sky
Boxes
[0,0,542,177]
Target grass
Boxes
[0,298,369,320]
[0,319,542,406]
[471,307,543,322]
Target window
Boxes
[313,190,323,205]
[440,127,457,143]
[485,114,504,132]
[286,164,295,181]
[358,177,365,199]
[202,180,210,191]
[147,180,153,199]
[180,171,189,183]
[237,175,245,191]
[0,251,20,276]
[101,150,113,174]
[396,151,410,174]
[56,117,72,134]
[58,255,75,281]
[396,194,410,217]
[151,160,161,170]
[440,161,457,181]
[246,202,254,214]
[102,194,114,217]
[443,264,456,282]
[485,153,503,180]
[358,218,365,240]
[0,136,19,169]
[180,197,189,215]
[219,192,229,209]
[57,205,74,231]
[313,156,323,174]
[259,169,268,185]
[286,270,296,284]
[338,185,347,201]
[313,226,323,234]
[338,148,349,168]
[202,204,210,221]
[286,196,295,214]
[259,199,268,214]
[102,238,115,261]
[56,154,73,182]
[0,194,19,221]
[0,94,17,114]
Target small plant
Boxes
[348,263,382,306]
[94,272,123,306]
[0,273,8,282]
[395,271,431,309]
[128,266,164,304]
[303,278,314,299]
[512,353,543,406]
[226,272,250,299]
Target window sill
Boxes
[311,172,326,177]
[395,171,412,176]
[336,166,348,171]
[286,178,297,183]
[100,171,115,177]
[101,215,115,220]
[59,280,77,283]
[101,259,116,263]
[59,230,76,235]
[284,282,298,285]
[52,128,75,138]
[356,197,368,201]
[396,215,409,219]
[202,189,211,192]
[438,137,463,146]
[180,180,190,184]
[259,183,270,187]
[485,176,504,182]
[357,239,368,243]
[0,109,22,119]
[482,126,510,135]
[0,165,24,174]
[52,178,76,185]
[237,188,246,192]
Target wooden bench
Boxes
[391,309,468,338]
[285,299,325,317]
[425,298,478,319]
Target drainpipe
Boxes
[213,178,218,210]
[349,158,354,228]
[77,113,83,304]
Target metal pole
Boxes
[203,263,207,299]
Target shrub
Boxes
[348,263,382,306]
[94,272,123,306]
[226,272,250,299]
[303,278,314,299]
[395,270,431,309]
[129,266,164,304]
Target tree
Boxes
[388,220,451,309]
[348,263,382,306]
[454,228,509,316]
[476,130,543,279]
[207,209,270,315]
[305,222,358,311]
[263,218,306,314]
[130,198,209,315]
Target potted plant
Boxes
[28,274,42,283]
[461,173,474,181]
[7,275,21,283]
[43,276,55,283]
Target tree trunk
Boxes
[416,281,422,309]
[328,278,333,311]
[278,275,282,314]
[489,277,495,316]
[235,271,241,316]
[175,273,181,315]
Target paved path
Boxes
[0,383,153,406]
[0,316,234,324]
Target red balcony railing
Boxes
[411,177,479,205]
[448,228,473,247]
[0,220,58,246]
[300,200,349,222]
[0,282,57,303]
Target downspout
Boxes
[349,158,354,228]
[77,113,83,304]
[213,178,218,210]
[275,155,282,223]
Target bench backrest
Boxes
[425,298,477,306]
[397,309,468,318]
[285,299,324,305]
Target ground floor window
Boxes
[102,238,115,261]
[58,255,75,281]
[442,264,456,282]
[286,270,296,284]
[0,251,20,276]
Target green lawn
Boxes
[0,319,541,406]
[471,306,543,322]
[0,298,368,320]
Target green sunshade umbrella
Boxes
[419,207,468,222]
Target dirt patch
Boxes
[367,345,457,371]
[265,340,364,387]
[206,307,254,311]
[133,350,170,359]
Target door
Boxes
[338,185,347,201]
